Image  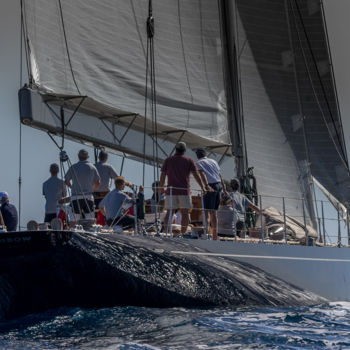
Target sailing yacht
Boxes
[15,0,350,301]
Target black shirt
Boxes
[1,202,18,231]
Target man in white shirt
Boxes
[65,149,100,220]
[99,176,134,228]
[94,150,118,207]
[42,163,67,223]
[196,148,227,240]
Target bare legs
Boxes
[164,208,190,235]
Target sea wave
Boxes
[1,303,350,349]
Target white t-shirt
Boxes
[196,157,221,183]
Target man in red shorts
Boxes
[159,142,209,235]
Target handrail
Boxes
[101,184,349,247]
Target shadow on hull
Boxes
[0,231,325,320]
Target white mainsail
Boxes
[21,0,231,163]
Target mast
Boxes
[218,0,246,179]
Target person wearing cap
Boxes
[94,150,119,207]
[195,148,227,240]
[65,149,101,220]
[229,178,262,237]
[0,192,18,231]
[99,176,135,228]
[42,163,67,223]
[159,141,207,235]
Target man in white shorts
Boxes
[159,142,208,234]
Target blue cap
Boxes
[0,191,9,200]
[195,148,206,156]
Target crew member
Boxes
[217,194,236,237]
[0,192,18,231]
[42,163,67,223]
[65,149,100,220]
[94,150,118,207]
[99,176,135,228]
[195,148,227,240]
[229,178,263,237]
[159,142,208,235]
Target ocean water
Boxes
[1,302,350,349]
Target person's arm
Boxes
[109,165,118,179]
[249,203,260,213]
[65,179,72,188]
[219,173,228,195]
[245,196,267,217]
[93,180,101,192]
[159,171,166,194]
[100,206,106,215]
[249,203,267,216]
[93,167,101,192]
[191,159,210,193]
[64,168,72,188]
[125,181,133,188]
[198,170,208,188]
[192,170,207,193]
[0,209,4,227]
[99,196,107,215]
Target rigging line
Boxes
[147,0,159,234]
[289,0,350,174]
[285,0,318,227]
[151,34,159,182]
[292,0,348,169]
[46,133,89,219]
[57,0,81,95]
[146,0,157,184]
[143,25,150,187]
[20,0,32,84]
[177,0,193,128]
[233,0,248,173]
[130,0,147,59]
[319,0,349,166]
[18,0,25,230]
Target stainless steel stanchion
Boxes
[321,200,326,245]
[283,197,287,243]
[302,198,308,244]
[347,208,350,246]
[201,191,208,239]
[166,186,173,237]
[259,195,264,243]
[132,186,138,236]
[233,209,237,242]
[337,203,341,246]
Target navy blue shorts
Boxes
[203,182,222,210]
